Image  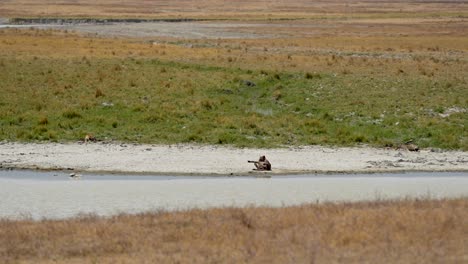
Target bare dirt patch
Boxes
[0,142,466,175]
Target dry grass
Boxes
[1,0,467,19]
[1,26,466,79]
[1,198,467,263]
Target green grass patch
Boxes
[0,55,466,149]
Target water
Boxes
[0,25,61,29]
[1,170,467,220]
[0,21,308,39]
[0,22,272,39]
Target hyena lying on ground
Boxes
[248,155,272,171]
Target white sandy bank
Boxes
[0,142,467,175]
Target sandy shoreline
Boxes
[0,142,467,175]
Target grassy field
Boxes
[0,0,467,149]
[1,198,467,263]
[0,26,466,149]
[1,0,467,19]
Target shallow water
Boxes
[1,170,467,220]
[0,22,274,39]
[0,24,60,29]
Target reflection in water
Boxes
[1,170,467,220]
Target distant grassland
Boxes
[1,198,467,263]
[0,29,467,149]
[1,0,467,19]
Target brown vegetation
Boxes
[1,24,466,79]
[1,0,467,19]
[1,198,467,263]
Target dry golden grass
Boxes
[1,0,467,19]
[1,198,467,263]
[1,27,466,78]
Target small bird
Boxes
[69,173,82,179]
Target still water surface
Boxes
[1,170,467,220]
